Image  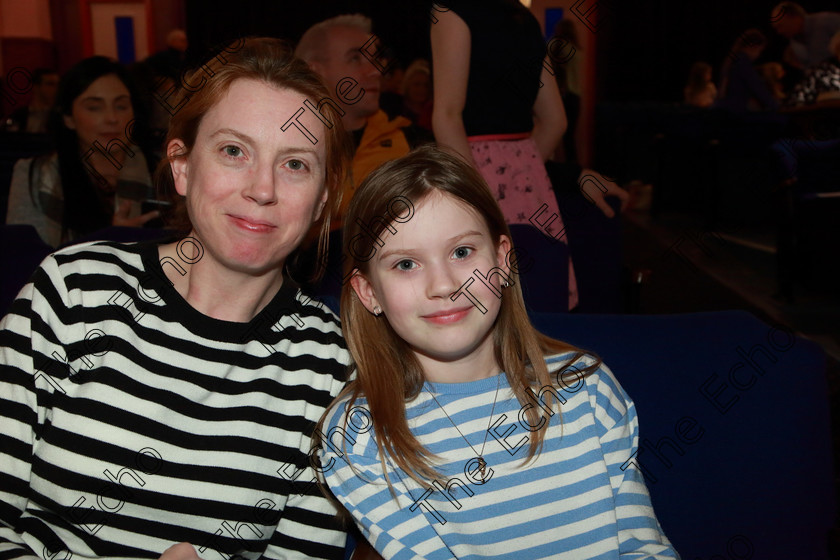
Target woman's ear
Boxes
[350,271,381,315]
[168,139,188,197]
[63,114,76,131]
[313,187,329,221]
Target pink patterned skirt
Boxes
[468,134,578,309]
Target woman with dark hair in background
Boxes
[6,56,159,247]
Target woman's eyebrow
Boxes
[210,128,255,144]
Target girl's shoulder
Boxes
[320,393,378,458]
[541,350,634,430]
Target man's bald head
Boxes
[296,14,384,131]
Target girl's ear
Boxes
[496,234,513,276]
[350,270,381,315]
[168,139,189,197]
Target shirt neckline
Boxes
[137,238,301,343]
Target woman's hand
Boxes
[113,200,160,228]
[158,542,203,560]
[578,169,630,218]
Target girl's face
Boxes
[352,191,511,378]
[64,74,133,151]
[169,79,328,277]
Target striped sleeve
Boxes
[0,261,47,558]
[584,362,680,559]
[318,401,450,560]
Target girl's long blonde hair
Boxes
[315,146,601,490]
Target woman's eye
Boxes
[223,146,242,157]
[453,246,473,259]
[396,260,416,271]
[286,159,305,171]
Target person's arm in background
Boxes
[535,49,629,217]
[532,60,568,161]
[538,76,628,217]
[430,9,473,164]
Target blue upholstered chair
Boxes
[530,310,833,559]
[507,224,570,314]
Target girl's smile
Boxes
[352,190,511,383]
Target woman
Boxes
[431,1,627,309]
[716,29,780,113]
[0,38,352,559]
[400,59,433,130]
[6,56,160,247]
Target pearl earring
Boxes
[373,305,382,316]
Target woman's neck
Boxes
[82,145,128,188]
[158,240,284,323]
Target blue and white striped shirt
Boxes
[319,353,679,559]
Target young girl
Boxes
[315,146,678,559]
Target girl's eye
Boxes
[223,145,242,157]
[396,259,416,271]
[453,246,473,259]
[286,159,305,171]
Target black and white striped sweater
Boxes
[0,239,349,560]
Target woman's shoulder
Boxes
[51,238,147,267]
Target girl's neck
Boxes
[158,239,284,323]
[416,336,500,384]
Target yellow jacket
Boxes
[336,110,412,227]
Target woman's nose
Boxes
[244,162,278,205]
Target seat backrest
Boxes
[1,224,52,315]
[529,310,833,560]
[0,132,53,225]
[508,224,569,313]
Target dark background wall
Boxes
[185,0,840,103]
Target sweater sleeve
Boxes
[261,471,348,560]
[262,303,351,560]
[263,413,349,559]
[0,258,62,559]
[588,363,681,560]
[317,403,452,560]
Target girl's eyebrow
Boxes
[446,230,483,242]
[377,247,418,262]
[377,231,484,262]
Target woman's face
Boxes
[404,72,431,105]
[169,78,329,277]
[64,74,133,150]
